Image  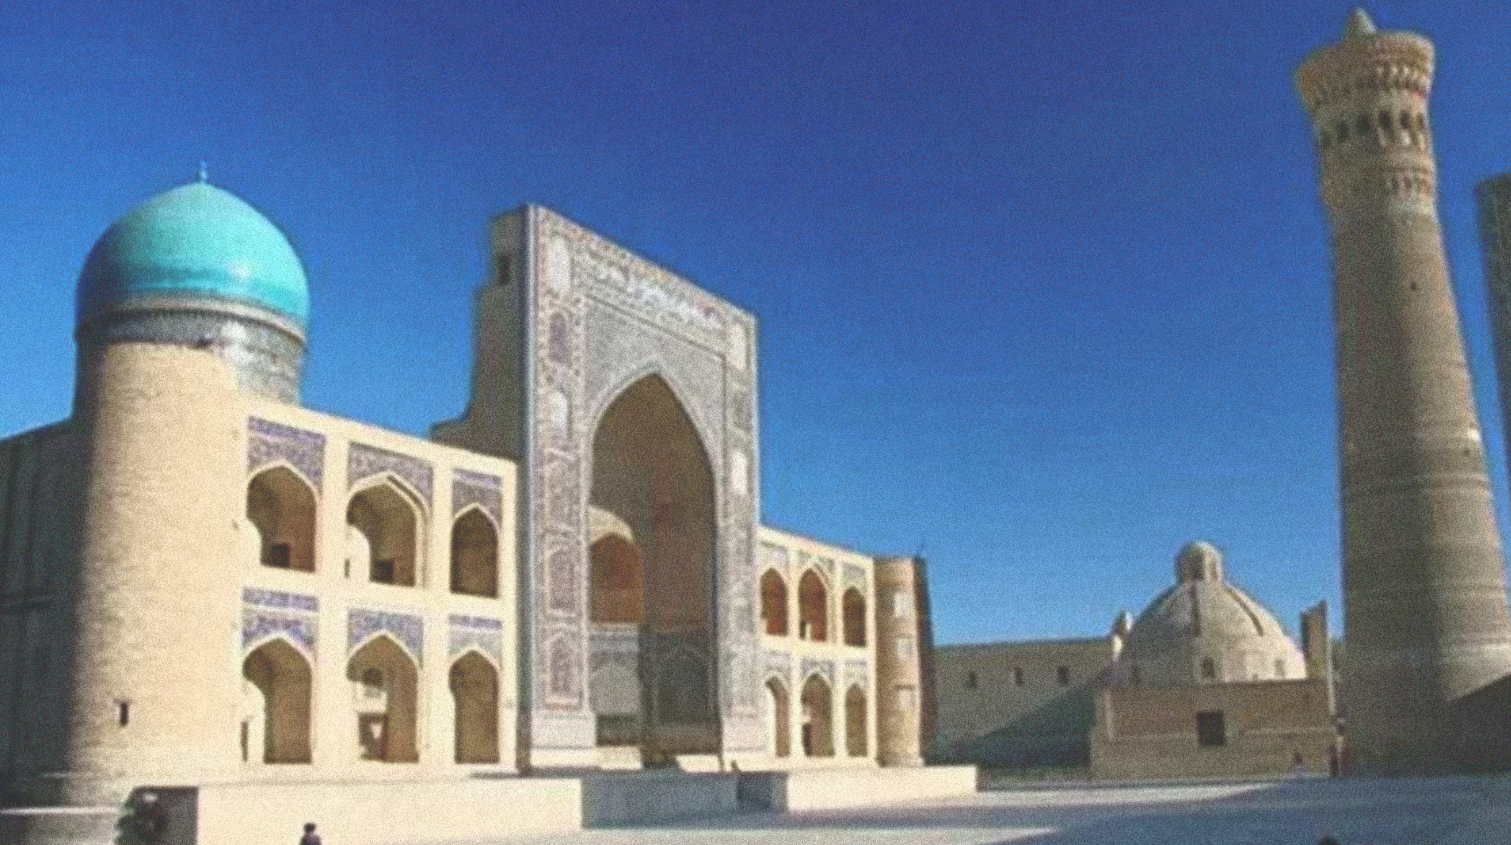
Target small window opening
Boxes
[1013,666,1025,686]
[1399,111,1413,130]
[495,254,512,286]
[117,701,130,727]
[1355,115,1371,136]
[1196,710,1226,747]
[1201,657,1217,680]
[965,671,978,690]
[1056,666,1070,686]
[1378,110,1392,131]
[263,542,292,569]
[372,559,397,584]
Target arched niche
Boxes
[246,466,317,572]
[450,651,500,764]
[347,479,422,587]
[760,570,788,636]
[241,638,313,763]
[842,587,867,647]
[845,685,868,758]
[347,635,419,762]
[450,508,499,597]
[800,674,834,758]
[798,570,829,642]
[589,374,719,757]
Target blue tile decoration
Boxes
[248,417,326,491]
[348,608,424,664]
[452,469,503,524]
[448,614,504,664]
[243,587,319,612]
[241,589,318,658]
[242,610,317,657]
[800,657,836,687]
[348,443,433,506]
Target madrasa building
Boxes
[0,179,968,844]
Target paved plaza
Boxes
[498,776,1511,845]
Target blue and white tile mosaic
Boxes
[452,469,503,524]
[761,543,788,575]
[348,443,433,506]
[241,589,319,658]
[248,418,326,491]
[843,563,868,589]
[448,614,503,664]
[348,608,424,664]
[243,588,319,612]
[764,650,792,679]
[844,659,870,689]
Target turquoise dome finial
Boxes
[76,181,309,333]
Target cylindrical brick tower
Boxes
[1297,9,1511,773]
[873,556,931,767]
[61,344,244,804]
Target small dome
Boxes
[77,182,308,332]
[1119,541,1305,686]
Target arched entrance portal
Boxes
[590,375,720,761]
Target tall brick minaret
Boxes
[1297,9,1511,773]
[1476,176,1511,483]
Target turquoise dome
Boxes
[77,182,309,331]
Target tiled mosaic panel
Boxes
[843,563,868,588]
[248,417,326,491]
[448,614,503,664]
[452,469,503,524]
[348,608,424,664]
[241,589,319,657]
[348,443,434,506]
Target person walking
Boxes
[299,822,322,845]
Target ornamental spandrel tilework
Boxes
[241,588,319,658]
[448,614,503,665]
[348,443,434,506]
[248,417,325,491]
[452,468,503,524]
[348,608,424,664]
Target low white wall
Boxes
[580,771,738,826]
[779,765,977,811]
[195,778,581,845]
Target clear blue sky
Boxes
[4,1,1511,646]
